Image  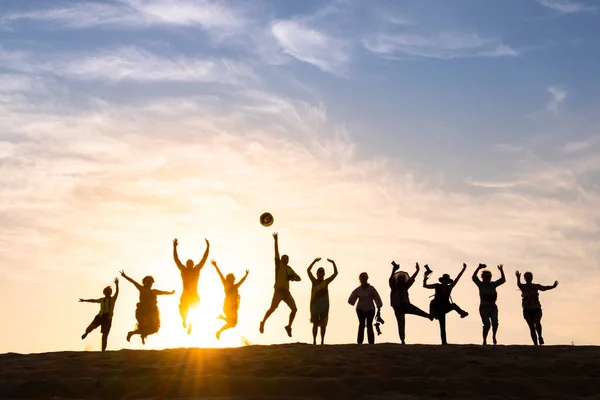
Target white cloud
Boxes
[546,86,567,113]
[364,32,517,59]
[271,20,350,76]
[536,0,598,14]
[1,46,257,84]
[3,0,247,34]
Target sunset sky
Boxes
[1,0,599,353]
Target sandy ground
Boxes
[1,344,600,399]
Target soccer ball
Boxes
[260,212,274,227]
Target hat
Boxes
[394,271,409,283]
[438,274,453,283]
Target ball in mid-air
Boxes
[260,212,274,227]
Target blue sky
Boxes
[1,0,599,352]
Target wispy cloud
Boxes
[546,86,567,113]
[1,46,257,84]
[364,32,517,59]
[2,0,248,34]
[536,0,598,14]
[271,19,350,76]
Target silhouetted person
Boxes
[79,277,119,351]
[423,263,469,345]
[307,257,338,345]
[260,232,301,337]
[472,263,506,345]
[211,259,249,339]
[390,262,432,344]
[173,238,210,334]
[516,270,558,345]
[348,272,383,344]
[120,270,175,345]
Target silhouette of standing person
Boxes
[307,257,338,345]
[211,260,249,340]
[472,263,506,345]
[389,262,432,344]
[259,232,301,337]
[348,272,383,344]
[423,263,469,345]
[120,270,175,345]
[79,277,119,351]
[516,270,558,345]
[173,238,209,334]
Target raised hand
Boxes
[119,270,126,277]
[205,238,210,246]
[210,259,217,267]
[477,263,485,270]
[170,290,176,294]
[515,270,521,278]
[114,277,119,285]
[245,269,250,275]
[415,262,420,272]
[498,264,504,271]
[173,238,178,247]
[462,263,467,270]
[327,258,335,264]
[314,257,322,263]
[553,280,559,288]
[273,232,278,238]
[79,298,85,302]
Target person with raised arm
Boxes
[516,270,558,345]
[120,270,175,345]
[79,277,119,351]
[423,263,469,345]
[472,263,506,345]
[259,232,301,337]
[389,262,432,345]
[211,260,249,339]
[307,257,338,345]
[173,238,209,334]
[348,272,383,344]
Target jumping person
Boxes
[259,232,301,337]
[307,257,338,345]
[211,260,249,339]
[389,262,432,344]
[348,272,383,344]
[423,263,469,345]
[516,270,558,345]
[173,238,210,334]
[79,278,119,351]
[120,270,175,345]
[472,263,506,345]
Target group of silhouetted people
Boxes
[79,232,559,351]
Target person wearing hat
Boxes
[423,263,469,345]
[120,270,175,345]
[472,263,506,345]
[172,238,210,334]
[79,277,119,351]
[389,261,432,344]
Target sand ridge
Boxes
[1,344,600,399]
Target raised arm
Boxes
[120,270,142,291]
[273,232,280,264]
[173,238,184,270]
[113,278,119,299]
[496,264,506,285]
[423,274,436,289]
[155,289,175,295]
[195,239,210,271]
[411,262,420,280]
[234,270,250,289]
[515,270,522,288]
[451,263,467,288]
[211,260,226,285]
[472,263,484,284]
[307,257,321,282]
[325,258,339,284]
[539,281,559,291]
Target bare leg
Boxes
[483,326,490,345]
[81,323,97,340]
[101,333,108,352]
[525,317,538,345]
[260,306,277,334]
[179,301,189,329]
[535,315,544,345]
[393,307,406,344]
[320,325,326,345]
[439,314,447,345]
[127,330,141,342]
[216,322,236,339]
[312,324,318,345]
